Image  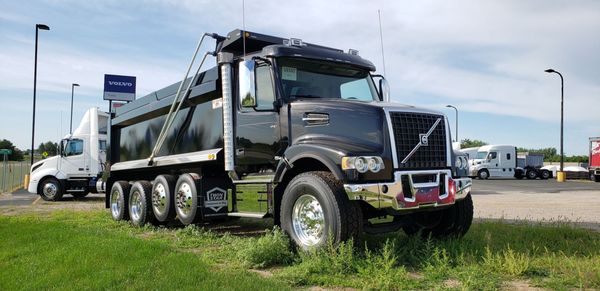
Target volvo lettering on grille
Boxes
[401,118,442,164]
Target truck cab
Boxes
[469,145,517,179]
[28,107,109,201]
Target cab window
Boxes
[488,152,497,160]
[64,139,83,156]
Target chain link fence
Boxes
[0,161,29,193]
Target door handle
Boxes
[302,113,329,126]
[236,148,245,156]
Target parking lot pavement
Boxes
[471,179,600,230]
[0,189,104,215]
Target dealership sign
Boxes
[103,74,136,101]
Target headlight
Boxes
[342,156,384,173]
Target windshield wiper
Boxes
[289,94,323,98]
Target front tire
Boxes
[280,171,362,250]
[110,181,130,221]
[39,177,63,201]
[403,194,474,239]
[129,181,156,226]
[540,170,550,180]
[477,169,489,180]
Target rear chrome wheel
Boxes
[128,181,155,226]
[174,174,200,225]
[152,175,176,223]
[109,181,130,221]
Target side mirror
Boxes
[372,75,390,102]
[379,78,390,102]
[238,60,256,108]
[59,140,64,156]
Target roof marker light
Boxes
[348,49,359,56]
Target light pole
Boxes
[31,24,50,166]
[446,104,458,143]
[70,83,80,134]
[545,68,564,181]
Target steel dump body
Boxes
[109,68,222,166]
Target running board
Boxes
[227,212,268,218]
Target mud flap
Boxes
[199,177,230,219]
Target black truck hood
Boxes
[288,98,445,155]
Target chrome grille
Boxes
[389,112,447,169]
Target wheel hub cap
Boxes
[152,183,168,215]
[43,183,57,197]
[292,194,325,246]
[130,191,142,221]
[111,190,121,217]
[176,183,193,216]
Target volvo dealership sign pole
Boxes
[103,74,136,112]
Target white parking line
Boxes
[32,196,41,205]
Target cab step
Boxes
[227,212,268,218]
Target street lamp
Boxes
[545,68,564,181]
[31,23,50,166]
[446,104,458,143]
[70,83,80,134]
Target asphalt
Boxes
[471,178,600,194]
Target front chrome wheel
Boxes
[42,182,58,198]
[292,194,325,247]
[130,190,143,222]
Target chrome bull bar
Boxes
[344,170,472,211]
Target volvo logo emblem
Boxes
[401,118,442,164]
[419,134,429,146]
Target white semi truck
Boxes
[28,107,109,201]
[468,144,550,180]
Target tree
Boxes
[460,139,488,149]
[0,139,24,161]
[38,141,58,158]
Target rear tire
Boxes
[174,173,202,225]
[152,175,177,223]
[592,173,600,182]
[540,170,550,180]
[128,181,156,226]
[39,177,63,201]
[110,181,130,221]
[280,171,362,250]
[477,169,489,180]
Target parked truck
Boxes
[468,144,550,180]
[590,137,600,182]
[28,107,109,200]
[99,29,473,249]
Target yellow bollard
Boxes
[556,171,566,182]
[23,174,30,189]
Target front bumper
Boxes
[344,170,472,212]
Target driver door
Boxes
[61,138,89,177]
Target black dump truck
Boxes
[106,29,473,249]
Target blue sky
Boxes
[1,0,599,155]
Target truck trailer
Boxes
[102,29,472,249]
[590,137,600,182]
[28,107,109,200]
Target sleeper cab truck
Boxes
[28,107,109,201]
[105,29,473,249]
[468,145,550,180]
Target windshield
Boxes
[475,151,487,159]
[276,58,378,102]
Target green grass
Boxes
[1,210,600,290]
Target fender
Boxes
[274,144,347,183]
[28,168,67,194]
